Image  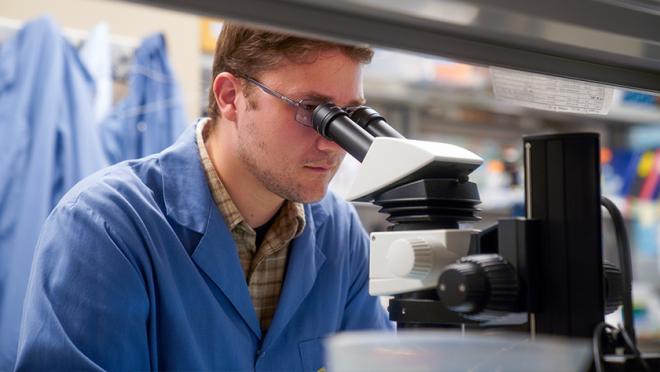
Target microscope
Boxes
[312,103,659,371]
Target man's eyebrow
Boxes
[298,92,366,107]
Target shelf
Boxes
[364,78,660,127]
[127,0,660,92]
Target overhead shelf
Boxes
[127,0,660,92]
[363,78,660,126]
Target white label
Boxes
[490,67,614,115]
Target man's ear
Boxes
[213,72,240,122]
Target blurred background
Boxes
[1,0,660,361]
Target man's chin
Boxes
[288,186,329,204]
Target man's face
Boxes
[235,49,365,203]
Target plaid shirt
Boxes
[196,118,305,333]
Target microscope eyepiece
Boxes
[350,106,404,139]
[311,103,345,138]
[312,103,374,162]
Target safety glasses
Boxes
[240,75,358,128]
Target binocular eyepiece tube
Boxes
[350,106,404,139]
[311,103,404,162]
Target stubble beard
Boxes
[236,122,333,203]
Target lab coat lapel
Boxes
[191,208,262,339]
[262,208,326,350]
[161,123,260,338]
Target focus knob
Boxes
[386,238,434,279]
[436,261,487,313]
[437,254,519,320]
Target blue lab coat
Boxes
[0,17,106,370]
[15,122,393,371]
[100,33,186,164]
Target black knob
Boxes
[603,261,623,315]
[437,261,487,313]
[437,254,519,320]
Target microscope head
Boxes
[312,103,483,231]
[347,137,483,202]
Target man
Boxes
[15,23,392,371]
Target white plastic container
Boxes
[326,330,591,372]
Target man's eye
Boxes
[300,100,323,111]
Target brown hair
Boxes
[207,22,374,119]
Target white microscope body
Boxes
[345,137,483,296]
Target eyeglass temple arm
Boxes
[241,75,300,107]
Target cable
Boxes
[599,197,651,372]
[593,322,651,372]
[619,326,651,372]
[601,197,635,343]
[592,322,614,372]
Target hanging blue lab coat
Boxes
[15,122,393,371]
[0,17,106,370]
[100,33,186,164]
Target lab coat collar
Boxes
[192,206,263,338]
[160,120,212,234]
[161,121,262,335]
[160,119,332,341]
